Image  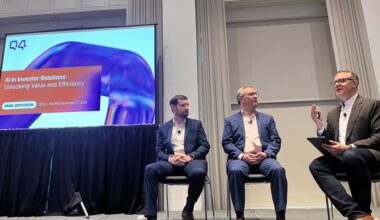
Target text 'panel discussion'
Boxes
[1,1,380,220]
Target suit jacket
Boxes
[222,111,281,160]
[322,95,380,161]
[156,118,210,161]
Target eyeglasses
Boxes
[330,78,354,86]
[243,92,259,97]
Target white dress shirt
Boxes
[317,93,358,145]
[171,119,186,154]
[338,93,358,144]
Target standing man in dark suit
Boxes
[144,95,210,220]
[310,70,380,220]
[222,86,287,220]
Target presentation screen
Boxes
[0,25,156,129]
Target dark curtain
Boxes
[0,130,54,216]
[0,125,156,216]
[104,126,157,214]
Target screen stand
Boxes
[80,201,90,219]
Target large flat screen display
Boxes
[0,25,156,129]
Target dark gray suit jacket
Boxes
[322,95,380,161]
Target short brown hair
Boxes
[169,95,188,106]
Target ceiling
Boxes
[0,8,126,25]
[225,0,325,9]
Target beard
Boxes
[177,111,189,118]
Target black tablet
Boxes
[307,137,332,155]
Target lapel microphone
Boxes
[343,113,347,117]
[248,119,253,124]
[177,130,181,134]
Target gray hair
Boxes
[337,70,359,85]
[236,86,253,105]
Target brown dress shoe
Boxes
[356,215,375,220]
[181,210,195,220]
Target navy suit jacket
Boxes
[156,118,210,161]
[222,111,281,160]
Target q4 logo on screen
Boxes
[9,40,27,50]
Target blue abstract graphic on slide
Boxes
[0,26,156,129]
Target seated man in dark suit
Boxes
[144,95,210,220]
[310,70,380,220]
[222,86,287,220]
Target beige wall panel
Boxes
[1,0,25,14]
[28,0,51,12]
[227,18,336,104]
[81,0,105,8]
[53,0,77,10]
[108,0,125,6]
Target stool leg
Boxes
[227,183,231,220]
[166,184,169,220]
[208,178,215,217]
[204,184,208,220]
[330,198,335,220]
[325,195,331,220]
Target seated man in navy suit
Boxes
[144,95,210,220]
[222,86,288,220]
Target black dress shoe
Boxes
[236,213,245,220]
[182,210,195,220]
[276,210,286,220]
[145,216,157,220]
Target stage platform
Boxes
[1,208,380,220]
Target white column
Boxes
[162,0,199,121]
[162,0,200,212]
[361,0,380,95]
